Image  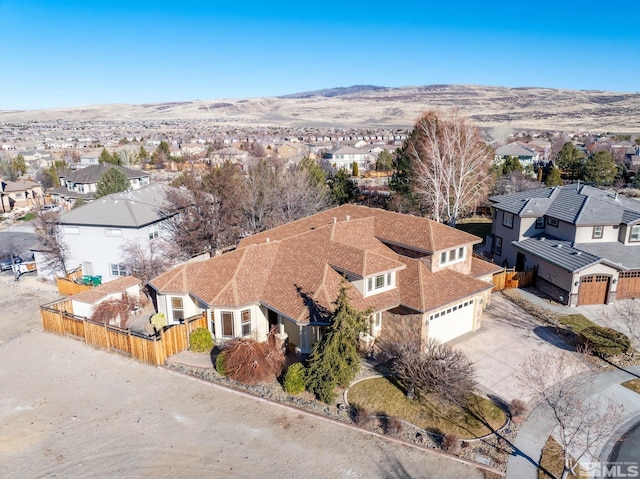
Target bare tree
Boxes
[388,338,476,406]
[242,158,282,235]
[517,353,623,479]
[601,299,640,355]
[407,110,493,226]
[33,211,71,276]
[120,239,173,287]
[279,164,333,223]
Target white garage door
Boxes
[428,299,475,344]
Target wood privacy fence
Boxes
[56,266,93,295]
[492,267,537,291]
[40,302,207,366]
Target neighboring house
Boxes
[20,150,53,171]
[148,204,498,354]
[50,164,151,209]
[494,142,540,168]
[208,147,249,169]
[326,146,376,173]
[489,184,640,306]
[57,183,174,284]
[71,276,142,325]
[0,179,44,212]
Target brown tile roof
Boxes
[150,205,489,324]
[470,257,503,278]
[72,276,141,304]
[238,204,480,252]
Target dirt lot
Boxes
[0,276,486,478]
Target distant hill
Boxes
[2,84,640,132]
[279,85,389,99]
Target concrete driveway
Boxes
[451,292,586,403]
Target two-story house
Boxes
[50,164,151,209]
[489,184,640,306]
[56,183,175,284]
[494,142,540,168]
[148,204,499,354]
[0,179,44,212]
[326,147,375,173]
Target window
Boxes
[458,247,465,259]
[148,224,159,240]
[375,275,385,289]
[171,297,184,322]
[222,311,234,337]
[440,252,447,264]
[440,248,465,266]
[367,277,373,292]
[241,309,251,336]
[547,217,559,227]
[494,236,503,256]
[592,225,604,239]
[535,217,545,229]
[503,212,514,228]
[105,228,122,237]
[631,225,640,242]
[386,272,392,286]
[110,263,127,276]
[64,226,80,235]
[449,250,456,261]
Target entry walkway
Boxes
[506,364,640,478]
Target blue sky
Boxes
[2,0,639,110]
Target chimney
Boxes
[266,237,270,243]
[345,215,351,221]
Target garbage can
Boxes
[92,275,102,286]
[81,275,93,285]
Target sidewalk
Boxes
[506,362,640,478]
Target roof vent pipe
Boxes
[266,237,270,243]
[345,215,350,221]
[333,217,337,224]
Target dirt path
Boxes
[0,277,485,478]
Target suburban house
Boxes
[148,205,498,355]
[0,179,44,212]
[326,146,376,173]
[494,142,540,168]
[50,164,151,209]
[488,183,640,306]
[55,183,174,283]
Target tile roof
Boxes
[470,257,503,277]
[62,164,149,183]
[513,235,601,272]
[59,183,174,228]
[150,205,492,323]
[71,275,140,305]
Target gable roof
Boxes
[149,205,491,324]
[62,164,149,184]
[495,142,537,158]
[71,275,141,305]
[513,235,601,273]
[59,183,174,228]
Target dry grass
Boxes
[538,436,589,479]
[348,376,505,438]
[622,378,640,394]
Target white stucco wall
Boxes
[574,225,619,243]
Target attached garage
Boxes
[616,271,640,300]
[428,299,476,344]
[577,274,610,305]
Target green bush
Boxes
[579,325,631,357]
[189,327,213,353]
[283,362,306,394]
[215,351,227,376]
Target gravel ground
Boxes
[0,276,491,478]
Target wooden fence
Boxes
[55,266,93,295]
[492,267,537,291]
[40,301,207,366]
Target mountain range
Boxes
[2,84,640,132]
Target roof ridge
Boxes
[416,261,426,311]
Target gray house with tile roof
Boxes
[56,184,174,284]
[489,184,640,306]
[50,164,151,210]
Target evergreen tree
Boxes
[329,169,358,204]
[94,167,129,198]
[352,161,359,177]
[501,156,523,175]
[583,151,617,186]
[375,150,394,172]
[299,156,326,187]
[305,284,370,403]
[545,165,563,186]
[555,142,585,180]
[98,147,120,165]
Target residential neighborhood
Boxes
[3,115,640,479]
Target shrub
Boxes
[283,363,306,394]
[509,399,527,418]
[150,312,167,331]
[442,433,461,453]
[579,325,631,357]
[189,327,213,353]
[215,351,227,376]
[223,334,286,385]
[386,416,404,436]
[354,406,372,426]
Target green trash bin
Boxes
[81,275,93,285]
[92,275,102,286]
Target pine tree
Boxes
[305,284,370,403]
[545,166,563,186]
[94,167,130,198]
